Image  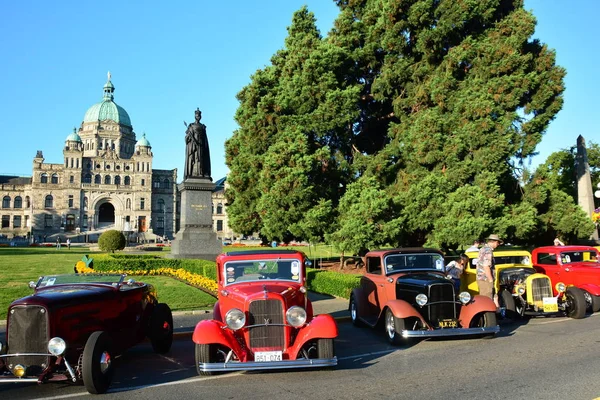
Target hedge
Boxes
[306,268,361,299]
[91,254,217,280]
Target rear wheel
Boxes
[195,344,226,376]
[500,290,517,319]
[384,308,405,345]
[82,331,114,394]
[565,287,586,319]
[149,303,173,354]
[349,296,363,327]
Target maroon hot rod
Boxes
[0,274,173,394]
[350,248,499,344]
[193,250,338,374]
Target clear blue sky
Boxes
[0,0,597,181]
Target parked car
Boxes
[349,248,499,344]
[193,249,338,375]
[463,249,584,319]
[0,274,173,394]
[532,245,600,314]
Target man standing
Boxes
[476,234,502,305]
[465,240,481,252]
[56,237,61,250]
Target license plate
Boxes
[254,351,283,362]
[542,297,558,312]
[439,319,457,328]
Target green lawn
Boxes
[0,247,215,320]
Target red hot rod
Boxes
[0,274,173,394]
[193,250,338,374]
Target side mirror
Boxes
[305,259,312,267]
[28,281,36,289]
[126,279,135,286]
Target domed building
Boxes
[0,73,178,242]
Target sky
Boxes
[0,0,598,182]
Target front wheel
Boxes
[149,303,173,354]
[317,338,335,359]
[565,287,586,319]
[195,344,226,376]
[582,290,600,313]
[500,290,517,319]
[384,308,405,345]
[470,312,497,338]
[82,331,114,394]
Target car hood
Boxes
[396,272,450,288]
[222,282,304,308]
[10,284,116,309]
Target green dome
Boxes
[66,128,82,142]
[136,133,151,147]
[83,73,132,127]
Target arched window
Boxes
[84,197,88,210]
[2,196,10,208]
[83,173,92,183]
[126,198,131,210]
[124,176,131,185]
[25,196,30,208]
[45,195,53,208]
[40,173,48,183]
[163,178,170,189]
[51,174,59,184]
[94,174,101,184]
[216,203,223,214]
[14,196,22,208]
[157,199,165,212]
[114,175,121,185]
[104,175,111,185]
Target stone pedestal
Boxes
[170,178,222,260]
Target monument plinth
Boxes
[170,108,222,260]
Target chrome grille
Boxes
[248,299,284,349]
[531,276,553,307]
[427,283,456,324]
[7,305,49,370]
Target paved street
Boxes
[2,311,600,400]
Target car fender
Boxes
[577,283,600,297]
[459,295,497,327]
[350,288,366,310]
[213,301,222,322]
[289,314,338,359]
[192,320,245,360]
[383,299,426,324]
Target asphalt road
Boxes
[2,314,600,400]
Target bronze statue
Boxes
[184,108,211,179]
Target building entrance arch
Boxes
[98,202,115,226]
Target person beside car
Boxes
[465,240,481,252]
[476,234,502,306]
[445,253,468,292]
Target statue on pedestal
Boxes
[184,108,211,180]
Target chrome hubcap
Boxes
[386,313,395,338]
[99,351,111,374]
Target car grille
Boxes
[531,276,553,308]
[248,299,284,350]
[7,305,49,371]
[427,283,456,324]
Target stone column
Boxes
[576,135,598,240]
[170,178,222,260]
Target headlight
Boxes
[225,308,246,330]
[555,282,566,293]
[458,292,471,304]
[286,306,307,327]
[48,337,66,356]
[13,364,25,377]
[517,287,525,295]
[415,294,428,306]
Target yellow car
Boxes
[463,249,585,319]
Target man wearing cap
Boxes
[476,234,502,305]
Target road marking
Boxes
[338,349,394,361]
[535,312,599,325]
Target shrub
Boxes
[98,230,126,253]
[306,269,361,299]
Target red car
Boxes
[350,248,499,344]
[0,274,173,394]
[532,245,600,313]
[193,250,338,374]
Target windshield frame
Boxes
[36,274,126,289]
[223,258,304,286]
[383,252,445,275]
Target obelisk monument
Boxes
[576,135,599,240]
[171,108,222,260]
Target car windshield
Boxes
[384,253,444,274]
[560,250,599,264]
[494,255,531,266]
[223,258,302,285]
[37,274,125,288]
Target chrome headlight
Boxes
[225,308,246,330]
[415,294,428,306]
[458,292,471,304]
[286,306,307,327]
[48,337,66,356]
[517,286,526,295]
[555,282,566,293]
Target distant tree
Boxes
[98,230,126,253]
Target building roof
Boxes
[135,133,151,147]
[0,175,32,185]
[65,128,82,142]
[83,73,132,127]
[214,176,226,192]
